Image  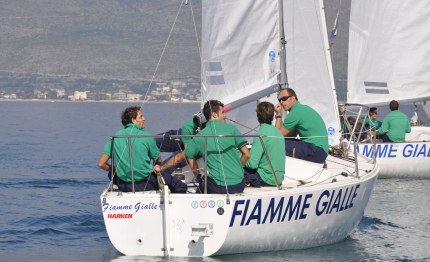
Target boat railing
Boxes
[339,103,378,165]
[109,133,284,193]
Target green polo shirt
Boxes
[245,123,285,186]
[378,110,411,142]
[185,119,248,186]
[283,102,329,153]
[362,117,382,131]
[103,124,160,182]
[180,119,196,145]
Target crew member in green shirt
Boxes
[275,87,329,163]
[98,106,187,193]
[364,107,382,131]
[245,102,285,187]
[157,118,203,176]
[373,100,411,142]
[155,100,250,194]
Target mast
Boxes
[278,0,288,86]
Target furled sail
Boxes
[348,0,430,106]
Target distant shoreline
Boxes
[0,99,201,104]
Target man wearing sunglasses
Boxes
[274,88,328,164]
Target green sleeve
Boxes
[148,137,160,161]
[378,119,389,134]
[245,137,263,169]
[406,121,411,133]
[181,119,195,144]
[185,138,200,159]
[102,139,112,156]
[283,111,299,131]
[233,125,248,149]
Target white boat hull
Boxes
[100,155,378,257]
[356,141,430,179]
[354,127,430,179]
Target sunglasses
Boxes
[278,95,291,102]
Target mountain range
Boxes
[0,0,349,99]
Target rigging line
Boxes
[129,1,187,177]
[186,0,203,103]
[189,0,202,63]
[283,166,323,183]
[139,0,186,109]
[225,117,259,134]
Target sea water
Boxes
[0,101,429,261]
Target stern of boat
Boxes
[100,189,236,257]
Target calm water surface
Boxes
[0,101,429,261]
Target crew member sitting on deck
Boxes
[155,100,250,194]
[244,101,285,187]
[97,106,187,193]
[156,116,206,179]
[372,100,411,142]
[363,107,382,131]
[274,87,329,164]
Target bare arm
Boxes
[239,145,251,166]
[187,158,201,177]
[275,118,290,137]
[153,151,186,174]
[97,154,111,171]
[184,144,201,176]
[154,156,162,166]
[274,103,290,136]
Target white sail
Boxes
[348,0,430,106]
[201,0,280,106]
[201,0,280,134]
[283,0,341,145]
[202,0,341,144]
[347,0,430,178]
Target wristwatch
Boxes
[275,115,282,119]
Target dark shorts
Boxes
[113,172,187,193]
[197,176,245,194]
[285,139,327,164]
[379,134,394,143]
[244,168,273,187]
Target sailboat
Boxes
[347,0,430,178]
[100,0,379,257]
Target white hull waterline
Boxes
[100,155,378,257]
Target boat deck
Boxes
[105,152,376,196]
